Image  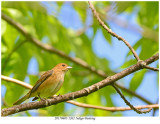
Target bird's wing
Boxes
[30,69,54,95]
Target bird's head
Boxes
[54,63,72,72]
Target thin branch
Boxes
[112,84,152,114]
[152,98,159,116]
[68,101,158,112]
[1,75,32,89]
[1,12,153,105]
[115,83,152,105]
[1,53,159,116]
[139,60,159,72]
[143,65,159,71]
[88,1,140,61]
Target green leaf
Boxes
[139,38,158,60]
[129,70,147,91]
[116,1,137,13]
[29,75,39,86]
[121,59,136,69]
[1,20,7,36]
[73,2,88,24]
[101,27,112,45]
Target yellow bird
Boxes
[13,63,72,105]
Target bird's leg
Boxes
[38,94,47,101]
[38,94,50,106]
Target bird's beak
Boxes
[67,66,72,69]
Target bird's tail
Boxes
[13,92,30,105]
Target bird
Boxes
[13,63,72,105]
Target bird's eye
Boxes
[62,64,65,67]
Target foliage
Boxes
[1,1,159,116]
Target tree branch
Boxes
[1,75,32,89]
[112,84,152,114]
[1,53,159,116]
[1,12,154,105]
[115,83,152,105]
[2,76,158,114]
[152,98,159,116]
[68,101,158,112]
[2,75,156,112]
[139,60,159,72]
[88,1,140,61]
[143,65,159,71]
[2,74,153,106]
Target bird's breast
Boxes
[36,72,65,98]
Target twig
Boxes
[143,65,159,71]
[139,60,159,72]
[115,83,152,105]
[1,75,32,89]
[152,98,159,116]
[112,84,152,114]
[88,1,140,61]
[67,100,158,112]
[1,53,159,116]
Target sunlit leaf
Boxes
[129,70,147,91]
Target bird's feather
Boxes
[29,69,53,96]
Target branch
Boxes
[2,73,153,106]
[1,53,159,116]
[1,75,32,89]
[1,12,153,105]
[2,75,157,114]
[115,83,152,105]
[152,98,159,116]
[68,101,158,112]
[112,84,152,114]
[88,1,140,61]
[143,65,159,71]
[139,60,159,72]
